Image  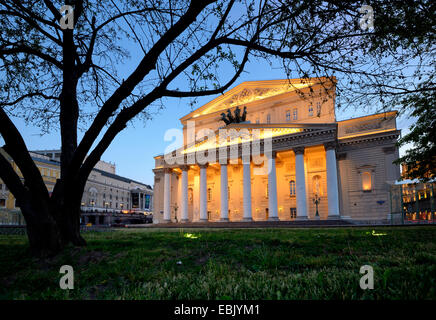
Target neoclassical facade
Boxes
[152,78,401,224]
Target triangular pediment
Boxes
[180,78,331,122]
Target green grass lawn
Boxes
[0,226,435,300]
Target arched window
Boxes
[312,175,321,195]
[89,187,98,197]
[362,172,372,191]
[289,180,296,196]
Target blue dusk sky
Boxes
[8,55,415,187]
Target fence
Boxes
[0,209,25,225]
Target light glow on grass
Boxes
[184,233,200,239]
[366,230,387,237]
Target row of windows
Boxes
[254,103,322,124]
[86,200,127,209]
[38,167,59,178]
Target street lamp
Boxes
[313,194,321,219]
[174,204,178,223]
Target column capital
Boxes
[293,146,305,155]
[163,168,172,174]
[242,154,252,164]
[219,160,228,166]
[179,165,190,171]
[198,163,209,169]
[324,141,337,151]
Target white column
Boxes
[220,163,229,221]
[294,147,308,219]
[199,164,208,222]
[268,152,279,221]
[243,160,252,221]
[325,143,341,219]
[180,166,189,222]
[163,169,171,222]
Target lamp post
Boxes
[174,204,178,223]
[313,194,320,219]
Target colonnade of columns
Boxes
[163,143,341,222]
[138,192,147,210]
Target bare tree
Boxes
[0,0,433,256]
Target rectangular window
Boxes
[308,104,314,117]
[316,102,321,116]
[266,114,271,124]
[293,108,298,120]
[290,208,297,219]
[286,110,291,122]
[255,118,260,124]
[0,198,6,208]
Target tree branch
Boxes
[0,44,62,69]
[0,149,27,203]
[69,0,216,179]
[0,107,50,203]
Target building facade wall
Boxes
[153,78,401,224]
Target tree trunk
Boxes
[20,184,86,257]
[20,201,64,257]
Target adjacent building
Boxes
[0,148,153,225]
[152,78,401,224]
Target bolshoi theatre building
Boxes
[152,77,401,224]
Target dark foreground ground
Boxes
[0,226,435,299]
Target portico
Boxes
[155,131,342,222]
[152,78,401,224]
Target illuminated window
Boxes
[308,104,314,117]
[293,108,298,120]
[290,180,296,196]
[286,110,291,122]
[362,172,372,191]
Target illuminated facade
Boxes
[152,78,401,224]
